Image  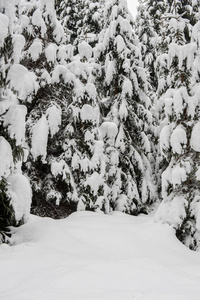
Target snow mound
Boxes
[0,212,200,300]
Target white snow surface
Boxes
[1,211,200,300]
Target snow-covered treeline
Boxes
[136,0,200,249]
[0,0,200,250]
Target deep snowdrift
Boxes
[1,211,200,300]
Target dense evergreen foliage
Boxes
[153,0,200,249]
[1,0,200,250]
[0,0,32,243]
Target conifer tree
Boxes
[14,0,105,216]
[13,0,78,217]
[95,0,156,214]
[155,0,200,249]
[59,41,106,211]
[0,1,32,242]
[137,1,170,197]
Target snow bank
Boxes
[1,212,200,300]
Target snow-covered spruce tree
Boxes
[155,3,200,249]
[134,1,160,202]
[0,1,32,243]
[13,0,80,217]
[14,0,106,216]
[59,41,108,212]
[152,0,193,195]
[136,0,170,198]
[94,0,156,214]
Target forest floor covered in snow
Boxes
[1,211,200,300]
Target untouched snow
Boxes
[1,211,200,300]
